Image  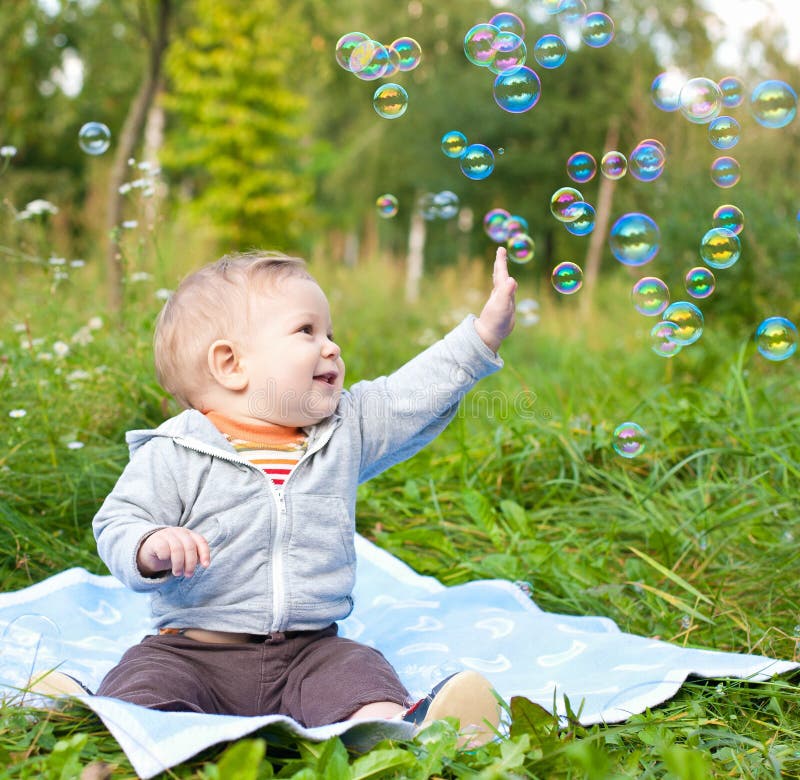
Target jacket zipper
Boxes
[173,422,339,633]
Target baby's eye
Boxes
[299,325,313,334]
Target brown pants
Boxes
[96,624,410,726]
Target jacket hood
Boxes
[125,409,226,455]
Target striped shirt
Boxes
[205,412,308,492]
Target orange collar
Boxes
[204,411,306,447]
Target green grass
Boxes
[1,253,799,778]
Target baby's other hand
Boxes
[137,527,210,578]
[474,246,517,353]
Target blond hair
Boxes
[154,250,312,409]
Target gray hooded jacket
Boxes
[92,316,503,633]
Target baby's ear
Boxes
[207,340,248,391]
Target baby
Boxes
[83,247,516,744]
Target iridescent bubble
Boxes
[708,115,740,149]
[651,72,683,112]
[749,80,798,129]
[350,39,390,80]
[373,83,408,119]
[533,34,567,69]
[390,37,422,71]
[629,141,666,182]
[700,227,740,269]
[581,12,614,47]
[484,207,511,242]
[78,122,111,155]
[489,32,527,75]
[756,316,797,361]
[441,130,468,159]
[464,23,499,67]
[417,192,438,220]
[566,151,596,183]
[2,613,63,689]
[679,77,723,124]
[493,66,541,113]
[504,214,529,238]
[664,301,704,345]
[507,233,535,264]
[381,47,401,79]
[551,261,583,294]
[601,151,627,180]
[517,297,540,326]
[712,204,744,235]
[564,202,595,236]
[376,193,398,218]
[335,31,369,71]
[550,187,583,222]
[650,321,683,358]
[433,190,459,219]
[558,0,586,24]
[631,276,669,316]
[542,0,561,13]
[460,143,495,180]
[613,422,646,458]
[609,212,660,266]
[718,76,744,108]
[685,266,715,299]
[710,156,741,188]
[490,11,525,38]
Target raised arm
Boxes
[473,246,518,354]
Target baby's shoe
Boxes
[402,670,500,748]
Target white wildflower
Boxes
[70,259,85,268]
[8,409,27,418]
[48,256,66,266]
[0,145,17,158]
[155,288,172,301]
[37,352,53,361]
[12,323,26,333]
[137,161,152,171]
[23,199,58,216]
[66,369,91,382]
[122,220,138,229]
[53,270,69,281]
[87,316,103,330]
[53,340,69,358]
[128,157,136,166]
[71,327,93,345]
[130,178,147,189]
[130,272,152,282]
[66,441,84,450]
[142,187,156,198]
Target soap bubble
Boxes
[542,0,561,13]
[441,130,468,159]
[755,316,797,361]
[609,212,660,266]
[566,151,596,183]
[664,301,704,345]
[489,32,527,75]
[651,321,683,358]
[552,261,583,294]
[493,66,541,113]
[460,144,495,180]
[504,215,529,238]
[564,202,596,236]
[490,11,525,37]
[708,116,740,149]
[712,204,744,235]
[517,297,540,326]
[335,32,369,71]
[685,266,715,299]
[651,72,683,112]
[351,40,391,80]
[749,80,797,129]
[710,156,740,188]
[534,34,567,69]
[601,151,627,180]
[433,190,459,219]
[2,613,63,696]
[390,37,422,71]
[376,194,398,218]
[507,233,535,264]
[417,192,438,220]
[78,122,111,155]
[629,141,666,182]
[484,208,511,242]
[558,0,587,24]
[581,12,614,48]
[550,187,583,222]
[631,276,669,316]
[718,76,744,108]
[700,227,740,269]
[613,422,646,458]
[373,83,408,119]
[679,77,723,124]
[464,23,499,67]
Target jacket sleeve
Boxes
[348,315,504,482]
[92,437,184,591]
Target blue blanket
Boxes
[1,535,796,779]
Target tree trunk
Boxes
[580,120,619,319]
[405,205,426,304]
[106,0,172,319]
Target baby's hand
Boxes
[474,247,518,353]
[137,527,210,578]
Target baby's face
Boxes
[240,277,345,427]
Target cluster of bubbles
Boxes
[440,130,497,181]
[417,190,460,220]
[78,122,111,155]
[463,7,613,118]
[335,32,422,119]
[482,207,535,264]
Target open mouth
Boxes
[314,372,337,385]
